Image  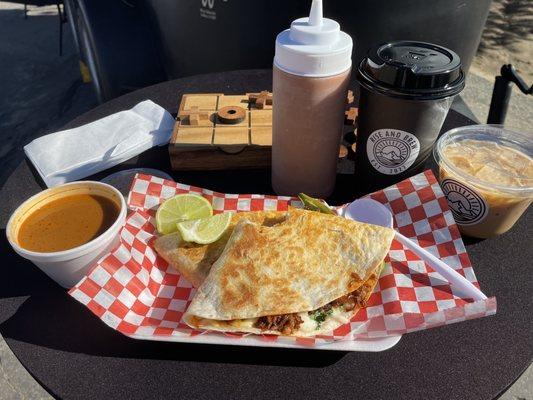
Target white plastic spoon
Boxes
[343,198,487,301]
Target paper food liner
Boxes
[69,170,496,347]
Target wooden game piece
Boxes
[189,115,200,125]
[339,144,348,159]
[248,91,273,109]
[256,96,267,110]
[347,90,354,104]
[184,106,214,126]
[217,106,246,124]
[344,107,358,125]
[188,106,200,125]
[181,113,216,127]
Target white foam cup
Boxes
[6,181,127,288]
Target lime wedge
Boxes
[298,193,336,215]
[177,212,233,244]
[156,194,213,234]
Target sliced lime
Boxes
[177,212,233,244]
[156,194,213,234]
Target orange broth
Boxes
[17,194,120,253]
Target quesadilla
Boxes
[183,208,394,337]
[153,210,290,287]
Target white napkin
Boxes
[24,100,175,187]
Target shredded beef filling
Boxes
[254,284,371,334]
[331,284,371,311]
[311,284,370,317]
[254,313,303,335]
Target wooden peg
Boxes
[217,106,246,124]
[344,107,358,125]
[338,144,348,159]
[248,91,273,109]
[346,90,355,104]
[186,106,211,126]
[256,91,270,109]
[189,106,200,125]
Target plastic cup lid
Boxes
[358,41,465,100]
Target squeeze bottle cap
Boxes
[274,0,353,77]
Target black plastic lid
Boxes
[357,41,465,100]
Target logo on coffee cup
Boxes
[441,179,489,225]
[366,129,420,175]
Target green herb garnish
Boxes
[309,307,334,328]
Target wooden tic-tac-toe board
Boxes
[169,92,273,171]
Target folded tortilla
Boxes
[184,208,394,337]
[153,210,290,287]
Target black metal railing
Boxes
[487,64,532,125]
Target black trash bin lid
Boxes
[357,41,465,100]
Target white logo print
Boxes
[366,129,420,175]
[200,0,216,19]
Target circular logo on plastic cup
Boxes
[366,129,420,175]
[441,179,489,225]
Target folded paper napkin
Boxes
[24,100,175,187]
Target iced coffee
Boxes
[434,125,533,238]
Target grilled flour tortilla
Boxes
[184,208,394,337]
[154,210,289,287]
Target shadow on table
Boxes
[0,294,347,368]
[0,232,345,368]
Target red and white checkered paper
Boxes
[69,170,496,349]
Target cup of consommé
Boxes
[6,181,126,288]
[434,125,533,238]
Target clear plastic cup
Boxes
[433,125,533,238]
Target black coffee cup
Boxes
[355,41,465,193]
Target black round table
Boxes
[1,70,531,400]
